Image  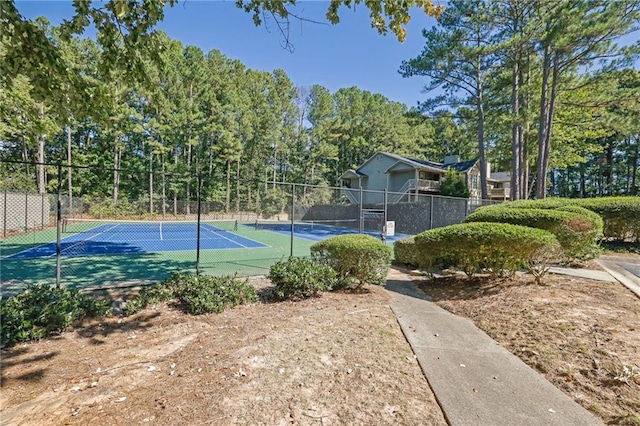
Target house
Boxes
[338,151,510,204]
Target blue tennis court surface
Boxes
[7,222,266,259]
[256,221,407,242]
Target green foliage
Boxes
[501,196,640,242]
[465,206,602,260]
[414,222,560,279]
[268,257,337,300]
[573,197,640,242]
[310,234,392,289]
[125,273,257,316]
[440,167,470,198]
[393,236,419,267]
[0,284,111,347]
[259,188,286,218]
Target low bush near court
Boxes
[311,234,392,290]
[414,222,560,279]
[268,257,337,300]
[394,236,419,268]
[0,284,112,347]
[500,196,639,242]
[464,206,601,260]
[125,273,258,316]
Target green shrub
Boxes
[573,197,640,242]
[394,236,419,267]
[0,284,112,347]
[268,257,337,300]
[311,234,392,289]
[124,283,176,315]
[125,273,257,316]
[500,196,640,242]
[554,205,604,238]
[173,274,258,315]
[414,222,560,279]
[464,206,601,260]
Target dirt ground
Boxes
[0,283,447,426]
[2,257,639,425]
[415,254,640,425]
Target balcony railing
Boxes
[489,187,510,199]
[416,179,441,192]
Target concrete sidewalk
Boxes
[595,254,640,298]
[385,269,603,426]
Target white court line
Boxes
[47,223,122,257]
[2,223,122,260]
[200,226,250,248]
[160,222,163,240]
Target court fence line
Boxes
[0,160,501,295]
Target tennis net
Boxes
[253,218,360,232]
[62,218,239,234]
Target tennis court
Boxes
[1,217,402,296]
[7,220,266,259]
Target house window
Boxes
[419,171,427,180]
[471,175,479,189]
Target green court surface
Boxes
[1,222,317,297]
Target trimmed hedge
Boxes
[311,234,392,289]
[414,222,560,278]
[574,197,640,242]
[394,236,419,267]
[464,206,601,260]
[499,196,640,242]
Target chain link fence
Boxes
[1,161,500,296]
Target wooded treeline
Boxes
[0,0,639,213]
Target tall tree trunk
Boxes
[162,151,167,217]
[510,59,522,200]
[149,150,154,214]
[579,162,586,198]
[186,142,192,216]
[113,138,121,206]
[225,160,231,213]
[67,125,72,214]
[173,149,178,216]
[536,45,552,199]
[37,105,46,194]
[631,135,638,195]
[477,87,488,200]
[235,158,240,212]
[605,140,614,195]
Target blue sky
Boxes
[16,1,440,108]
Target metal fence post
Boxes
[24,190,28,234]
[3,188,6,237]
[56,164,62,288]
[41,193,45,229]
[430,195,434,230]
[359,186,363,233]
[290,184,295,258]
[196,173,202,276]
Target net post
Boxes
[290,183,295,258]
[196,173,202,276]
[56,164,62,288]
